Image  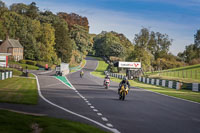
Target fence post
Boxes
[168,81,173,88]
[139,77,141,82]
[162,80,166,87]
[192,83,199,92]
[195,70,197,79]
[182,70,184,78]
[147,78,149,84]
[2,72,5,80]
[143,77,146,83]
[156,79,159,86]
[186,71,188,78]
[10,71,13,78]
[151,79,154,85]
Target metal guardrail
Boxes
[0,70,13,80]
[138,77,200,92]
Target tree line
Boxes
[0,0,199,71]
[178,30,200,65]
[92,28,186,71]
[0,1,91,65]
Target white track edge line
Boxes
[34,74,119,133]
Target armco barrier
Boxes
[192,83,199,91]
[159,79,162,86]
[0,71,13,80]
[147,78,150,84]
[151,79,155,85]
[156,79,159,86]
[138,77,200,92]
[162,80,165,87]
[168,81,173,88]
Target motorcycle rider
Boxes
[105,73,110,80]
[118,76,130,94]
[104,74,110,85]
[80,70,84,77]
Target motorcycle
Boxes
[80,72,84,78]
[119,85,129,100]
[104,78,110,89]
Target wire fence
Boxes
[157,69,200,80]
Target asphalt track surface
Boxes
[1,57,200,133]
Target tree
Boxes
[131,28,179,70]
[0,0,6,8]
[70,24,92,60]
[10,3,28,15]
[178,29,200,64]
[38,23,57,62]
[26,2,39,19]
[38,11,73,63]
[58,12,89,31]
[194,29,200,48]
[54,22,72,63]
[93,31,131,60]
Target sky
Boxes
[4,0,200,55]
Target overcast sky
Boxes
[4,0,200,55]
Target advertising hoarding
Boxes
[118,61,141,68]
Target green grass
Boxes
[131,80,200,103]
[0,68,35,77]
[91,57,200,103]
[146,64,200,83]
[91,59,108,78]
[0,109,107,133]
[0,68,22,76]
[70,59,86,73]
[148,75,200,83]
[0,77,38,104]
[9,61,39,70]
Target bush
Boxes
[189,58,200,65]
[19,60,26,64]
[110,66,118,73]
[37,61,53,68]
[26,60,37,66]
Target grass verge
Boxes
[90,57,200,103]
[145,64,200,82]
[9,61,39,70]
[148,75,200,83]
[0,77,38,104]
[0,68,35,77]
[91,59,108,78]
[0,109,107,133]
[70,59,86,73]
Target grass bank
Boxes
[0,109,107,133]
[0,77,38,104]
[9,61,39,70]
[0,68,35,77]
[91,57,200,103]
[146,64,200,83]
[91,58,108,78]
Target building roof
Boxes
[8,39,23,48]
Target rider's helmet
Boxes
[123,76,128,82]
[106,73,109,78]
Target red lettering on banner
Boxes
[134,63,139,68]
